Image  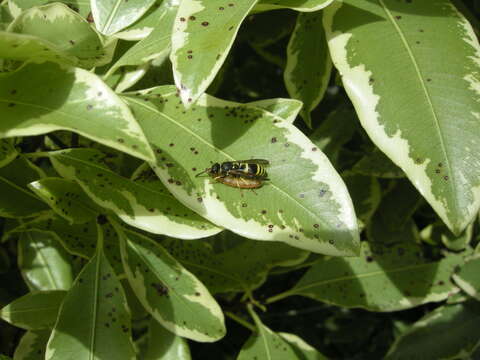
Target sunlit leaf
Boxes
[8,0,91,18]
[91,0,156,35]
[144,317,191,360]
[254,0,334,13]
[452,255,480,300]
[237,305,299,360]
[18,231,74,291]
[285,11,332,127]
[124,86,359,255]
[324,0,480,234]
[0,62,154,162]
[49,148,221,239]
[0,156,47,218]
[171,0,259,105]
[271,219,462,311]
[279,332,328,360]
[247,98,303,124]
[386,302,480,360]
[0,290,66,330]
[28,178,100,224]
[8,3,106,68]
[13,330,50,360]
[115,225,226,342]
[46,226,135,360]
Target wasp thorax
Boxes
[211,163,221,174]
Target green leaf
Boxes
[107,0,178,77]
[247,98,303,124]
[254,0,334,13]
[452,256,480,300]
[386,302,480,360]
[285,11,332,127]
[0,138,17,168]
[91,0,156,35]
[279,333,328,360]
[18,231,74,291]
[8,3,106,68]
[144,317,192,360]
[0,290,66,330]
[115,226,226,342]
[161,233,308,294]
[0,3,13,30]
[171,0,259,105]
[421,222,473,252]
[49,148,221,239]
[124,86,359,256]
[46,230,135,360]
[353,148,405,179]
[28,178,100,224]
[324,0,480,234]
[13,330,50,360]
[8,0,91,18]
[238,305,300,360]
[274,219,462,311]
[0,62,154,162]
[0,156,47,218]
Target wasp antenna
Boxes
[195,168,210,177]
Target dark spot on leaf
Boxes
[271,137,277,143]
[202,21,209,26]
[180,17,186,21]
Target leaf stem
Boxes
[265,290,294,304]
[23,152,51,159]
[225,311,256,332]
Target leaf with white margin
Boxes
[28,178,100,224]
[247,98,303,124]
[324,0,480,235]
[279,333,328,360]
[0,290,66,330]
[268,219,462,311]
[452,256,480,300]
[8,3,107,68]
[107,0,178,78]
[123,86,359,256]
[144,317,192,360]
[0,139,17,168]
[285,11,332,127]
[14,330,50,360]
[421,222,473,252]
[254,0,334,13]
[238,305,300,360]
[46,230,136,360]
[160,233,308,294]
[171,0,259,105]
[385,302,480,360]
[113,225,226,342]
[91,0,156,35]
[0,156,48,218]
[9,0,91,18]
[353,148,405,179]
[19,231,74,291]
[49,148,221,239]
[0,62,154,162]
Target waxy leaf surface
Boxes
[324,0,480,234]
[0,62,154,162]
[116,227,226,342]
[14,330,50,360]
[124,86,359,255]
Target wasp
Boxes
[195,159,270,189]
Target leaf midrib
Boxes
[378,0,458,213]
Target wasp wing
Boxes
[236,159,270,165]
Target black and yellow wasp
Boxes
[195,159,270,189]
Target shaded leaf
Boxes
[91,0,156,35]
[452,256,480,300]
[13,330,50,360]
[386,302,480,360]
[171,0,259,105]
[49,148,221,239]
[124,86,359,255]
[0,290,66,330]
[46,230,135,360]
[144,317,191,360]
[0,138,17,168]
[353,148,405,179]
[279,333,328,360]
[285,11,332,127]
[0,62,154,162]
[0,156,47,218]
[324,0,480,234]
[18,231,74,291]
[115,226,226,342]
[421,222,473,252]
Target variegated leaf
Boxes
[49,148,221,239]
[247,98,303,124]
[254,0,334,13]
[14,330,50,360]
[324,0,480,234]
[114,225,226,342]
[171,0,259,105]
[124,86,359,255]
[0,138,17,168]
[144,318,192,360]
[0,62,154,162]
